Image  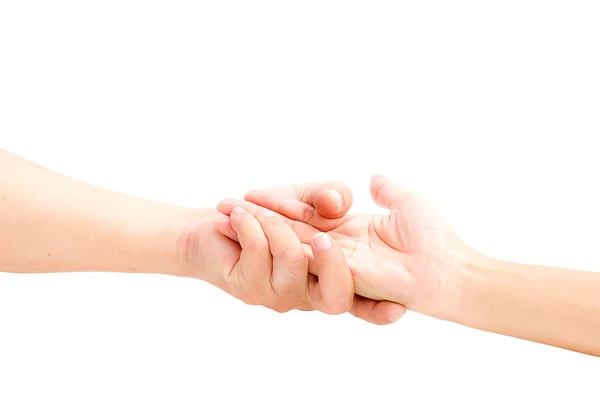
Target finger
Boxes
[217,215,321,256]
[311,182,353,219]
[244,181,352,228]
[307,233,353,315]
[218,199,319,244]
[218,199,275,218]
[257,213,308,304]
[215,216,238,242]
[350,296,407,325]
[228,207,272,294]
[370,174,405,211]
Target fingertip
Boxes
[215,216,238,242]
[312,232,333,250]
[369,174,405,211]
[313,182,352,219]
[350,298,406,326]
[386,303,407,323]
[229,206,257,230]
[371,174,388,186]
[369,174,388,198]
[374,302,406,325]
[324,301,353,316]
[243,190,262,202]
[311,233,343,263]
[215,215,231,231]
[231,206,246,215]
[228,207,269,261]
[326,189,344,210]
[217,199,237,215]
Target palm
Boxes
[322,189,459,315]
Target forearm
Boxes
[448,249,600,356]
[0,150,202,275]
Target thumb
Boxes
[312,181,353,219]
[308,232,354,315]
[370,174,404,211]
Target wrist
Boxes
[160,207,216,278]
[167,206,234,291]
[439,243,516,330]
[434,242,489,323]
[119,201,213,277]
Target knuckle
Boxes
[271,271,304,304]
[246,238,269,253]
[259,214,281,225]
[297,186,310,203]
[233,210,252,220]
[240,291,264,306]
[249,204,262,214]
[233,213,256,225]
[271,304,291,314]
[301,205,316,223]
[284,218,296,230]
[276,248,307,267]
[274,195,285,214]
[323,299,351,315]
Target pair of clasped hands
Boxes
[184,175,461,325]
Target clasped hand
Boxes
[182,175,465,325]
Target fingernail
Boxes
[326,189,344,209]
[231,206,245,215]
[388,312,404,322]
[313,233,332,249]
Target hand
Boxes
[217,176,464,319]
[216,206,357,314]
[177,196,406,324]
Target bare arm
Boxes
[448,250,600,356]
[0,149,197,275]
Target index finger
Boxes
[217,199,321,244]
[244,181,353,230]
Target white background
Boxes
[1,1,599,411]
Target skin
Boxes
[217,175,600,357]
[0,150,404,324]
[4,149,598,355]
